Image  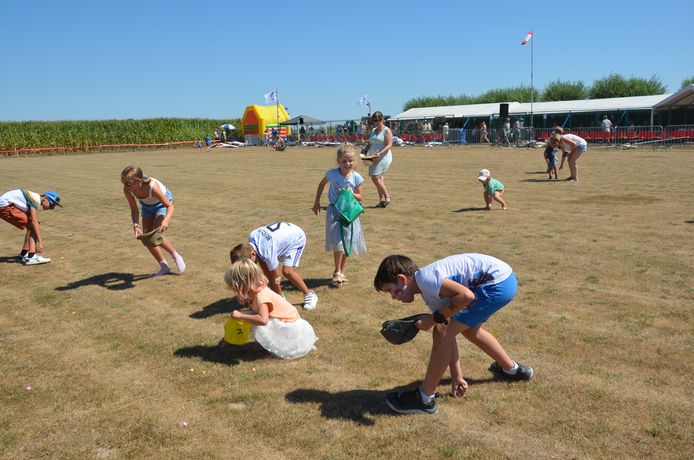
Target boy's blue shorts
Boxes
[140,190,173,218]
[452,272,517,328]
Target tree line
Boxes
[403,74,694,111]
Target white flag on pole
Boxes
[521,32,533,45]
[264,89,278,104]
[357,94,370,106]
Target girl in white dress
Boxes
[312,143,367,287]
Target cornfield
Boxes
[0,118,242,151]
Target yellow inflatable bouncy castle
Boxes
[241,104,291,144]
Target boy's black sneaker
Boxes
[385,389,438,415]
[490,361,534,381]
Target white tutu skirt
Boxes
[325,205,367,255]
[252,318,318,360]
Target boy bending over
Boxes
[374,253,533,415]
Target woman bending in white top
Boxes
[121,165,185,276]
[550,129,588,181]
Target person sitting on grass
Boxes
[0,189,62,265]
[477,169,507,210]
[274,136,286,151]
[230,222,318,310]
[373,253,533,415]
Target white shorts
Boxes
[280,242,305,268]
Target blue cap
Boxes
[43,191,63,208]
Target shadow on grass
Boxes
[519,178,561,183]
[525,171,548,175]
[0,256,22,263]
[174,341,269,366]
[55,272,153,291]
[686,220,694,224]
[285,388,400,425]
[285,377,495,425]
[452,207,488,213]
[189,297,243,318]
[280,278,334,292]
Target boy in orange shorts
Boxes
[0,189,63,265]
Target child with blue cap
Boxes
[0,189,63,265]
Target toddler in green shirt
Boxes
[477,169,507,210]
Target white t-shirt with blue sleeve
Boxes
[414,254,513,312]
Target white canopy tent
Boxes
[389,102,520,121]
[653,85,694,110]
[512,95,669,115]
[390,94,675,127]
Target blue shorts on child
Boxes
[140,190,173,218]
[452,273,517,328]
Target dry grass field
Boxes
[1,144,693,459]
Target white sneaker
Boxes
[23,254,51,265]
[303,291,318,310]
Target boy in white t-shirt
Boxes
[374,253,533,415]
[0,189,63,265]
[230,222,318,310]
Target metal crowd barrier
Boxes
[300,125,693,148]
[663,125,694,147]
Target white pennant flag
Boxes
[357,94,370,106]
[521,31,533,45]
[264,89,278,104]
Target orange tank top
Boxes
[252,287,299,322]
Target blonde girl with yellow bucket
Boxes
[224,259,317,359]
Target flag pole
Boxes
[530,29,534,129]
[275,88,279,135]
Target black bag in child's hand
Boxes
[380,314,426,345]
[333,188,364,256]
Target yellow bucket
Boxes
[224,318,251,345]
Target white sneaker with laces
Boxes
[303,291,318,310]
[23,254,51,265]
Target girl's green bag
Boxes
[334,188,364,256]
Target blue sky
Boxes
[1,0,692,122]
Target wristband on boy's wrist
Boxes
[433,310,448,324]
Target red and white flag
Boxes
[521,31,533,45]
